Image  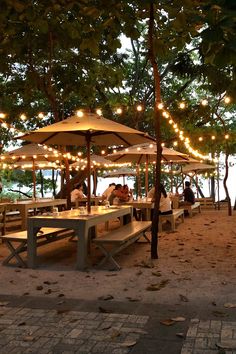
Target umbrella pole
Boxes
[32,158,36,199]
[93,168,97,196]
[170,162,173,193]
[86,135,91,213]
[136,165,141,198]
[65,157,71,210]
[145,155,148,197]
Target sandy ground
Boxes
[0,208,236,307]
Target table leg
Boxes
[27,223,38,268]
[75,224,89,270]
[20,206,27,230]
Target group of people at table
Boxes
[70,180,195,216]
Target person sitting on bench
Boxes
[159,184,173,215]
[179,181,195,206]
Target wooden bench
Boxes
[159,209,184,232]
[0,227,73,267]
[93,221,151,270]
[183,202,201,217]
[195,197,214,208]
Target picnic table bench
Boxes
[195,197,214,207]
[183,202,201,217]
[0,227,73,267]
[159,209,184,232]
[93,221,151,270]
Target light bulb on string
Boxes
[201,99,208,106]
[116,107,122,115]
[224,96,231,104]
[76,110,84,117]
[136,104,143,112]
[0,113,6,119]
[96,108,102,116]
[179,102,186,109]
[157,103,164,110]
[20,113,27,121]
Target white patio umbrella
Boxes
[107,143,192,195]
[103,167,136,185]
[182,162,216,197]
[17,112,154,211]
[0,143,62,198]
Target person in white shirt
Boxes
[102,183,116,201]
[71,183,86,203]
[159,184,172,215]
[147,186,155,200]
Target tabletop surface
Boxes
[28,205,132,221]
[9,198,67,205]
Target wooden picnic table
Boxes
[126,199,154,221]
[27,205,133,270]
[6,198,67,230]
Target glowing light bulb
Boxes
[224,96,231,104]
[38,112,44,119]
[0,113,6,119]
[179,102,186,109]
[116,108,122,114]
[96,108,102,116]
[76,110,84,117]
[101,150,105,155]
[201,99,208,106]
[136,105,143,112]
[173,141,178,146]
[225,134,229,139]
[211,135,215,140]
[20,113,27,121]
[169,119,173,124]
[199,137,203,141]
[157,103,164,110]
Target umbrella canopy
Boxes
[0,143,61,163]
[17,113,154,211]
[107,143,193,195]
[182,163,216,174]
[18,113,154,146]
[107,143,190,163]
[70,154,113,170]
[103,167,136,185]
[0,143,62,198]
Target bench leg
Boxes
[95,244,121,270]
[3,241,27,268]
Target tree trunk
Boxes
[223,149,231,216]
[148,3,162,259]
[210,176,215,201]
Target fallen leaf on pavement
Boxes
[160,319,176,326]
[98,295,114,301]
[98,306,111,313]
[151,271,162,277]
[146,279,169,291]
[171,317,186,322]
[224,303,236,308]
[176,333,185,338]
[120,341,137,347]
[179,294,189,302]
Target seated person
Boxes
[159,184,172,215]
[102,183,116,201]
[108,184,129,205]
[71,183,86,203]
[121,184,133,201]
[147,186,155,200]
[179,181,195,206]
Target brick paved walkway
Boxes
[0,303,149,354]
[181,319,236,354]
